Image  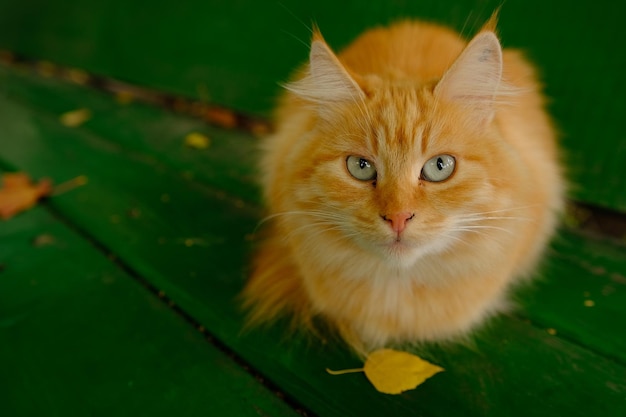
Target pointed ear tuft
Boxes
[434,31,504,121]
[284,34,365,105]
[480,7,501,33]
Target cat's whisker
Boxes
[461,204,541,216]
[443,232,471,247]
[260,210,343,234]
[447,228,509,252]
[257,210,346,229]
[455,215,533,223]
[454,225,515,235]
[283,220,353,242]
[294,226,358,248]
[283,220,335,235]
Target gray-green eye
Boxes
[346,155,377,181]
[421,154,456,182]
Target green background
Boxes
[0,0,624,211]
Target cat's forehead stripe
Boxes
[370,125,384,156]
[369,88,430,158]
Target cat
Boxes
[242,15,564,355]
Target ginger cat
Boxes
[242,17,564,355]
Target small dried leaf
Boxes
[204,107,237,128]
[65,68,90,85]
[115,90,135,105]
[184,132,211,149]
[60,108,91,127]
[32,234,56,247]
[36,61,56,77]
[364,349,444,394]
[0,173,52,220]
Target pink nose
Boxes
[381,212,414,234]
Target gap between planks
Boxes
[0,154,314,417]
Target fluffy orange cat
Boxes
[242,17,564,355]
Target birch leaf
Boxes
[326,348,443,395]
[364,349,444,394]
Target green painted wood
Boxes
[2,64,626,364]
[521,230,626,362]
[0,66,625,416]
[0,0,624,212]
[0,208,302,416]
[0,65,260,204]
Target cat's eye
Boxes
[421,154,456,182]
[346,155,377,181]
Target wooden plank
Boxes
[521,229,626,361]
[0,67,624,416]
[0,1,624,212]
[0,65,260,204]
[0,206,301,416]
[2,64,625,363]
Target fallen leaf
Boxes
[60,108,91,127]
[364,349,444,394]
[64,68,90,85]
[32,234,56,247]
[36,61,56,78]
[0,173,52,220]
[204,107,237,128]
[326,348,443,395]
[115,90,135,105]
[184,132,211,149]
[0,50,15,64]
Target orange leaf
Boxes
[0,173,52,220]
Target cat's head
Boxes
[279,28,525,268]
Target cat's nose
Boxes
[381,212,415,234]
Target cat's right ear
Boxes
[284,31,365,106]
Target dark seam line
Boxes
[40,200,316,417]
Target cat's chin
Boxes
[378,240,426,268]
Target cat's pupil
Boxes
[436,157,444,170]
[359,159,370,170]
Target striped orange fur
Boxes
[242,17,564,355]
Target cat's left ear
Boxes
[434,31,503,123]
[285,31,366,107]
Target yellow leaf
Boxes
[326,348,443,395]
[364,349,443,394]
[60,108,91,127]
[184,132,211,149]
